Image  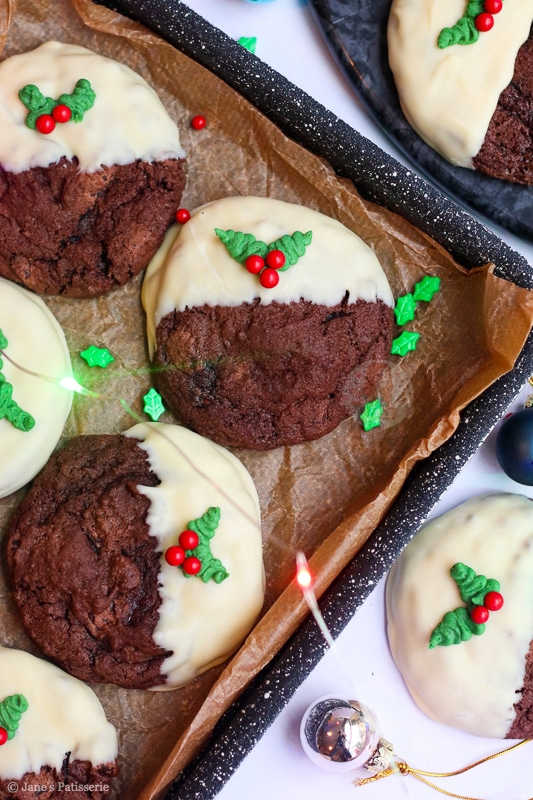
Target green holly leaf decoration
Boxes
[18,84,55,129]
[143,388,166,422]
[360,399,383,432]
[394,294,417,326]
[267,231,313,270]
[80,346,115,369]
[185,506,229,583]
[391,330,420,357]
[238,36,257,54]
[451,562,500,607]
[19,78,95,130]
[429,607,485,649]
[0,694,29,740]
[413,276,441,303]
[215,229,268,263]
[0,330,35,432]
[438,1,485,48]
[57,78,96,123]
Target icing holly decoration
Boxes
[429,562,504,648]
[165,507,229,584]
[391,330,420,357]
[394,294,417,326]
[413,276,441,303]
[80,346,115,368]
[438,1,503,49]
[238,36,258,54]
[451,562,501,606]
[215,228,313,288]
[143,388,166,422]
[360,399,383,432]
[0,329,35,432]
[19,78,96,132]
[267,232,312,270]
[0,694,29,741]
[429,607,485,648]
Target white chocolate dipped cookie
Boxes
[386,494,533,738]
[5,423,265,690]
[388,0,533,183]
[142,196,395,450]
[0,277,72,498]
[0,646,117,797]
[0,41,186,296]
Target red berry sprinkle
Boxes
[475,12,494,32]
[245,254,265,275]
[52,104,72,124]
[36,114,55,135]
[176,208,191,224]
[484,591,504,612]
[191,114,206,131]
[183,556,202,576]
[0,727,7,746]
[266,249,286,270]
[484,0,502,13]
[179,529,200,551]
[471,605,490,625]
[260,268,280,289]
[165,545,185,567]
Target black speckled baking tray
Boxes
[97,3,533,797]
[309,0,533,242]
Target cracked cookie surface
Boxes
[0,157,185,297]
[473,31,532,185]
[4,434,169,689]
[153,297,394,450]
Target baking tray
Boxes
[95,3,533,797]
[309,0,533,242]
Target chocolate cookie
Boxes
[0,277,72,498]
[386,494,533,739]
[0,42,186,297]
[5,424,264,690]
[0,646,118,798]
[154,297,393,450]
[0,157,186,297]
[142,196,395,450]
[473,31,532,185]
[388,2,532,184]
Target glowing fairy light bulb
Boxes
[297,563,312,589]
[59,376,98,397]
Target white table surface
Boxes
[183,2,533,798]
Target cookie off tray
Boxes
[92,2,533,799]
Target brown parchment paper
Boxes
[0,1,532,797]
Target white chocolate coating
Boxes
[142,197,394,357]
[0,41,184,174]
[388,0,533,167]
[386,494,533,738]
[0,647,117,780]
[125,422,265,689]
[0,278,72,498]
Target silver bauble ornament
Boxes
[300,696,396,776]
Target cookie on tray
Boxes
[0,41,186,297]
[142,196,395,450]
[0,277,72,498]
[0,646,117,799]
[5,423,265,690]
[388,1,532,184]
[386,494,533,738]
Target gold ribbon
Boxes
[357,739,530,800]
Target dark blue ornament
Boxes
[496,409,533,485]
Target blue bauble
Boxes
[496,409,533,485]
